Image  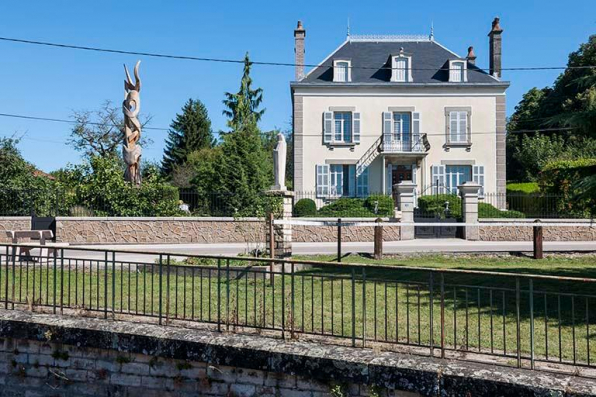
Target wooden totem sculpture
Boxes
[123,61,142,185]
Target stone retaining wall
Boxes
[1,310,594,396]
[479,219,596,241]
[0,217,30,243]
[55,217,266,244]
[293,218,401,242]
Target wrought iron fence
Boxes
[482,192,592,219]
[0,188,277,218]
[292,192,394,218]
[0,244,594,372]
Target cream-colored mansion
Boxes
[291,19,508,203]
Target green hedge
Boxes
[316,195,395,218]
[506,182,540,194]
[540,158,596,217]
[418,194,525,219]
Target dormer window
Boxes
[391,52,412,82]
[333,60,351,82]
[449,60,468,82]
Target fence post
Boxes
[529,279,535,369]
[395,182,416,240]
[533,220,543,260]
[458,182,481,241]
[53,247,57,314]
[268,212,275,286]
[374,218,383,260]
[440,273,445,359]
[337,218,342,262]
[112,252,116,317]
[429,272,434,357]
[217,258,221,332]
[158,254,163,325]
[362,267,366,347]
[515,277,521,368]
[104,251,108,319]
[351,268,356,347]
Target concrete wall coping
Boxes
[55,216,263,222]
[480,218,595,223]
[0,310,593,396]
[0,216,30,221]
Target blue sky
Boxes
[0,0,594,172]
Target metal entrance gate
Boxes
[414,183,462,239]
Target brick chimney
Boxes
[466,46,477,65]
[294,21,306,81]
[488,17,503,78]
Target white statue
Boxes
[123,61,142,185]
[272,133,287,191]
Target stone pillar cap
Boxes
[457,182,482,194]
[394,181,417,193]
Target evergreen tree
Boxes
[162,98,213,177]
[222,53,265,130]
[216,119,272,216]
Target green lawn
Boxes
[0,253,594,368]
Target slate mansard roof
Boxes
[294,35,508,86]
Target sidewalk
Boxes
[69,239,596,259]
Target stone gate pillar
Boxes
[458,182,482,241]
[395,181,417,240]
[265,190,294,258]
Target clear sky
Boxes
[0,0,594,172]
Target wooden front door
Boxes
[392,165,413,186]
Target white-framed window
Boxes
[391,55,412,82]
[431,164,484,195]
[333,60,351,82]
[323,111,361,144]
[317,164,366,198]
[449,111,469,144]
[449,60,467,82]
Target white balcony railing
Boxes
[381,135,425,153]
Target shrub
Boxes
[364,195,394,217]
[317,198,374,217]
[417,194,462,219]
[539,158,596,217]
[293,198,317,217]
[478,202,525,218]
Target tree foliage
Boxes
[69,101,152,160]
[162,98,214,178]
[222,53,265,130]
[507,35,596,181]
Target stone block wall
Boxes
[479,219,596,241]
[293,219,401,242]
[0,310,593,397]
[55,217,266,245]
[0,217,30,243]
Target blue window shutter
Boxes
[386,163,393,195]
[413,112,421,150]
[431,165,446,194]
[323,112,333,143]
[348,165,356,196]
[353,112,361,143]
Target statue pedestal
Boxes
[265,190,294,258]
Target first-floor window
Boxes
[334,112,352,142]
[449,111,468,143]
[317,164,368,198]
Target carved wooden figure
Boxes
[123,61,142,185]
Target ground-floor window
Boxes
[316,164,369,198]
[431,164,484,195]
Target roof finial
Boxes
[429,21,434,41]
[347,17,351,39]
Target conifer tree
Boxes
[162,98,213,176]
[222,53,265,129]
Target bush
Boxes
[539,158,596,217]
[318,198,371,217]
[364,195,394,217]
[478,202,525,218]
[293,198,317,217]
[417,194,462,219]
